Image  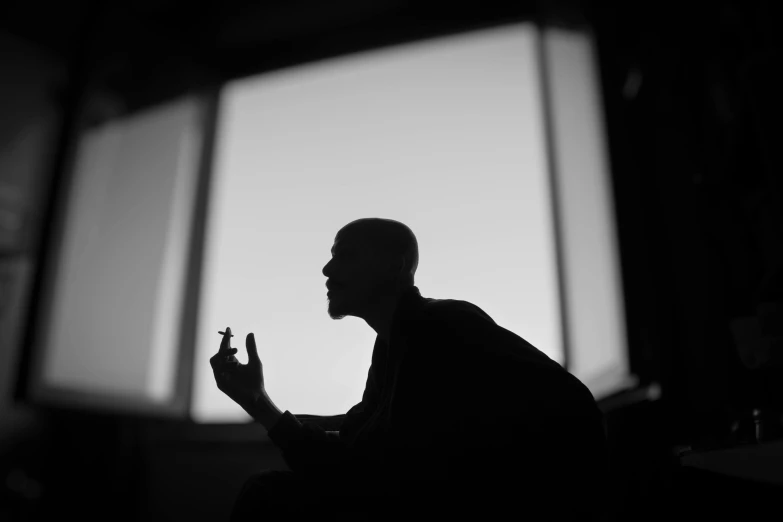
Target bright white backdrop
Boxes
[192,23,564,422]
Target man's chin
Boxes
[327,290,362,320]
[328,307,348,320]
[327,298,347,320]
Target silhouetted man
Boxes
[211,218,610,521]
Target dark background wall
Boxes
[1,0,782,520]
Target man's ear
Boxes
[395,256,406,277]
[386,257,404,287]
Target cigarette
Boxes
[218,330,234,337]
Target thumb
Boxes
[246,333,260,362]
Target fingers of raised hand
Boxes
[224,349,239,365]
[220,329,233,352]
[211,348,239,370]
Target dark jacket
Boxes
[267,285,609,518]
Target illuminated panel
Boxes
[193,23,562,422]
[31,98,201,411]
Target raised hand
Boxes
[210,326,266,416]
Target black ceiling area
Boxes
[2,0,571,112]
[6,0,758,116]
[2,0,546,64]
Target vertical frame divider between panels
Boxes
[180,87,222,421]
[535,26,571,373]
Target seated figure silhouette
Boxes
[210,217,610,521]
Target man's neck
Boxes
[364,290,405,344]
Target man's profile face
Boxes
[321,231,392,320]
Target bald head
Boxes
[323,218,419,332]
[336,218,419,288]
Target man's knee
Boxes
[240,470,293,491]
[231,470,306,521]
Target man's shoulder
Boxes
[406,296,564,370]
[415,296,495,325]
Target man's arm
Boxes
[251,394,341,437]
[262,408,350,481]
[240,336,388,482]
[250,392,284,431]
[211,330,349,479]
